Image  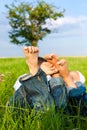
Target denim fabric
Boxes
[49,77,67,108]
[66,82,87,116]
[68,81,86,97]
[9,67,87,114]
[9,68,54,111]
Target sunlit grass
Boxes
[0,57,87,130]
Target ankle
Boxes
[63,76,77,88]
[29,65,39,76]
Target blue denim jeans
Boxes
[9,68,86,114]
[49,77,67,108]
[9,68,67,111]
[9,68,54,111]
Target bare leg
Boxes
[23,46,39,76]
[57,59,77,88]
[69,71,85,84]
[69,71,80,82]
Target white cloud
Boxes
[44,16,87,36]
[55,16,87,26]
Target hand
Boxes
[40,62,58,75]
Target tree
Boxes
[6,1,64,46]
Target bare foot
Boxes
[57,59,77,88]
[44,53,59,66]
[40,62,58,75]
[44,54,60,77]
[23,46,39,75]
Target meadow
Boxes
[0,57,87,130]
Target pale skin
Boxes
[45,54,81,83]
[56,59,76,88]
[45,54,83,88]
[45,55,76,88]
[44,54,60,77]
[23,46,39,76]
[23,46,77,88]
[23,46,58,76]
[69,71,80,83]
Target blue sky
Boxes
[0,0,87,57]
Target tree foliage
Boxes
[6,1,64,46]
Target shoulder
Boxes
[19,73,32,81]
[13,73,32,91]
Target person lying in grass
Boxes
[43,53,87,116]
[44,53,85,84]
[13,50,85,91]
[8,46,87,116]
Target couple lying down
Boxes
[9,46,87,116]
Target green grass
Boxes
[0,57,87,130]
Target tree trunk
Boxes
[32,41,37,46]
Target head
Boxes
[38,57,47,66]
